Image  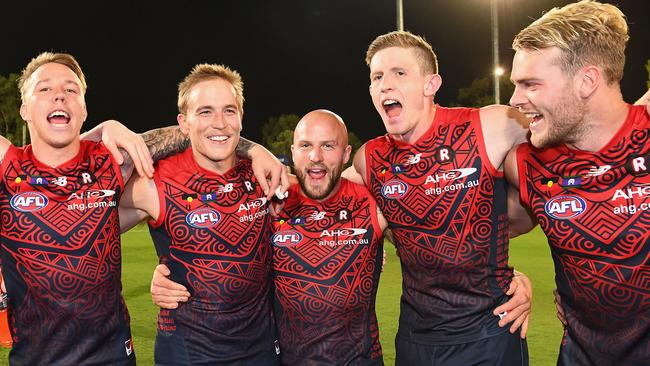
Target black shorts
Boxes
[557,331,648,366]
[154,328,280,366]
[395,331,528,366]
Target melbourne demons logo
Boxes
[273,230,303,247]
[10,192,49,212]
[544,195,587,219]
[185,208,221,228]
[381,179,408,199]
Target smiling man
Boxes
[119,63,279,365]
[0,52,142,365]
[506,1,650,364]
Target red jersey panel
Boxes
[272,180,384,365]
[365,106,512,344]
[149,149,277,364]
[0,141,133,366]
[517,105,650,365]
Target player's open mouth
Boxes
[307,168,327,180]
[525,112,543,127]
[47,110,70,125]
[383,99,402,118]
[207,135,229,144]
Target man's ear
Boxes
[177,113,189,135]
[577,65,600,99]
[424,74,442,98]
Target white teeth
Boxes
[383,99,398,106]
[208,136,228,141]
[524,113,542,119]
[48,110,69,118]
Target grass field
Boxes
[0,226,562,365]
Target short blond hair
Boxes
[177,64,244,114]
[512,0,628,84]
[366,31,439,75]
[18,52,87,102]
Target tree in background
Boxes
[453,74,515,108]
[0,73,28,146]
[260,113,361,167]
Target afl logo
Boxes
[186,208,221,228]
[273,230,303,247]
[11,192,48,212]
[381,179,408,199]
[544,196,587,220]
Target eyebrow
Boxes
[297,139,337,144]
[34,79,80,87]
[510,77,543,84]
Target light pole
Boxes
[491,0,501,104]
[396,0,404,31]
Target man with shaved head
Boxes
[273,109,388,365]
[152,109,390,365]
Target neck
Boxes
[395,104,437,144]
[193,150,237,175]
[568,86,628,152]
[31,138,81,168]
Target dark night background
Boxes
[1,0,648,143]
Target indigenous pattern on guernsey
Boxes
[365,106,512,345]
[272,179,384,365]
[148,148,277,365]
[517,105,650,365]
[0,141,134,366]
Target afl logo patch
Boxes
[544,196,587,219]
[273,230,303,247]
[186,208,221,228]
[11,192,48,212]
[381,179,408,199]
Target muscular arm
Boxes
[119,173,160,230]
[479,105,530,171]
[504,146,537,238]
[140,126,190,163]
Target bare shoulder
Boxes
[478,105,529,170]
[480,104,527,126]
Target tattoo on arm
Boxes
[141,126,190,163]
[235,137,258,158]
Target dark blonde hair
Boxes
[18,52,87,101]
[177,64,244,114]
[366,31,439,75]
[512,0,628,85]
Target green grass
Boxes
[0,226,561,365]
